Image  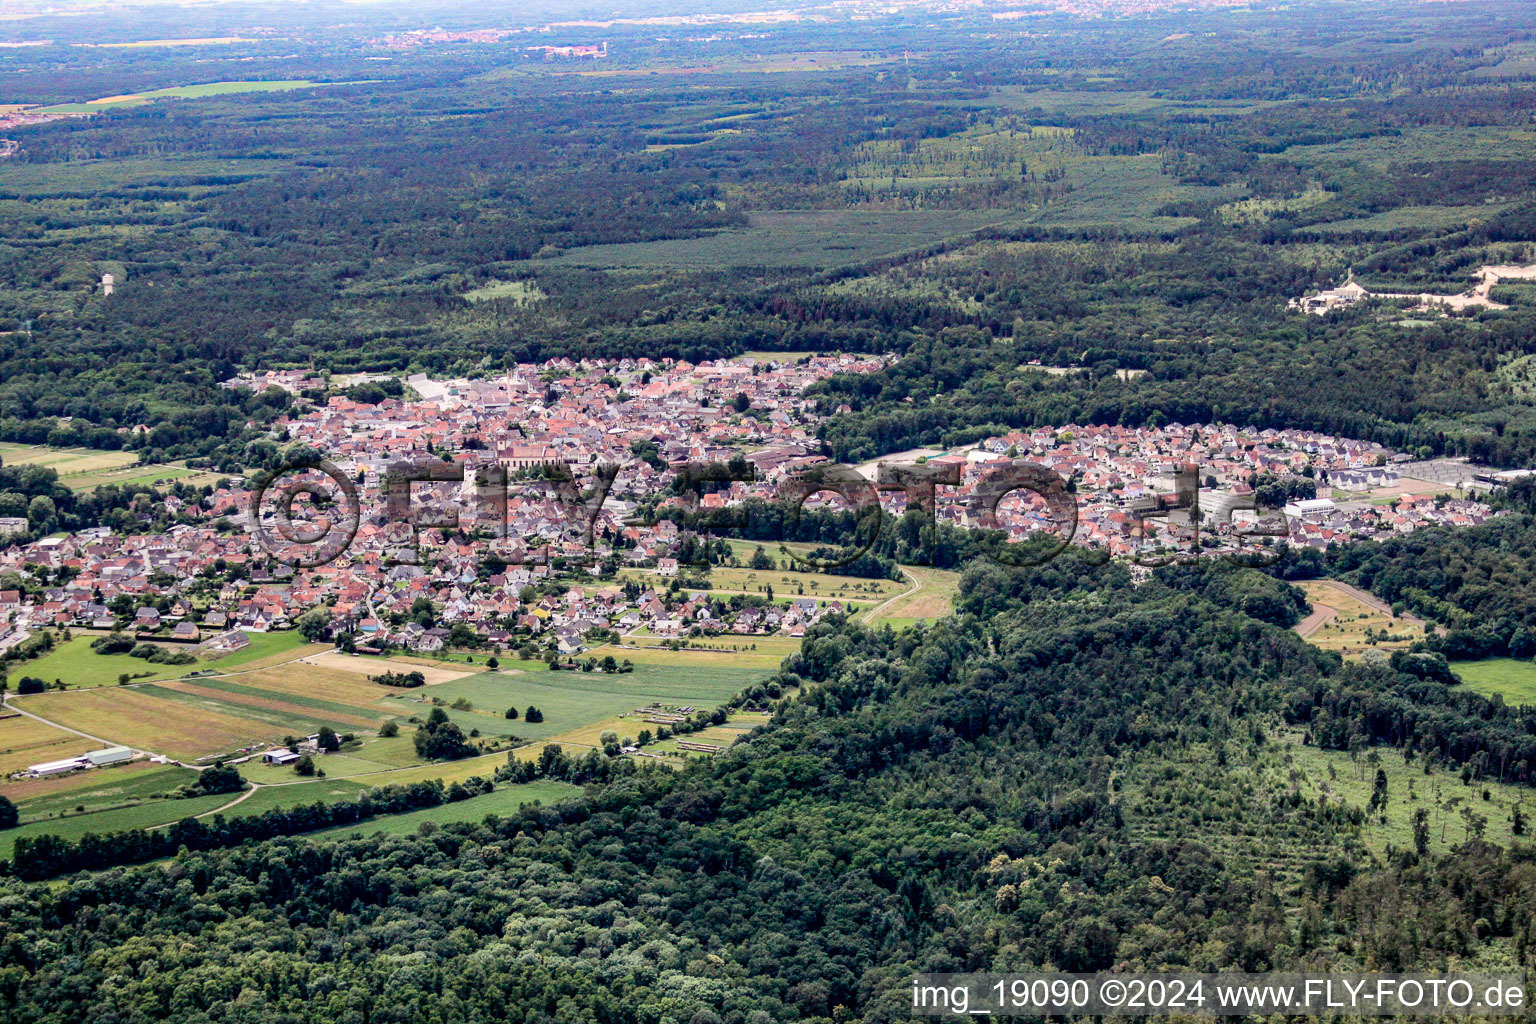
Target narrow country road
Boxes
[196,784,262,819]
[859,567,921,623]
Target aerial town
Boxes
[0,355,1498,661]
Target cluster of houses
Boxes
[887,422,1497,558]
[0,355,882,656]
[0,357,1512,658]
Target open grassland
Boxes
[1276,733,1530,857]
[618,564,901,602]
[219,778,376,818]
[1293,580,1428,657]
[1453,658,1536,707]
[10,763,198,823]
[0,713,98,776]
[462,279,545,303]
[348,751,511,789]
[1281,126,1536,169]
[597,636,799,672]
[0,443,215,492]
[311,781,580,842]
[840,118,1078,192]
[0,792,235,859]
[381,661,764,742]
[1307,203,1511,236]
[35,80,371,113]
[11,688,275,761]
[19,631,308,688]
[861,566,961,627]
[953,87,1283,118]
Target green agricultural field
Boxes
[180,677,395,723]
[217,779,378,818]
[0,444,216,492]
[0,792,236,860]
[384,661,771,743]
[10,763,200,824]
[1453,658,1536,707]
[34,80,373,113]
[0,442,138,476]
[17,631,307,689]
[311,781,580,842]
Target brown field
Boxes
[10,689,269,761]
[228,665,393,709]
[0,714,98,776]
[540,716,636,749]
[160,680,381,730]
[298,651,477,685]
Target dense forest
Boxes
[3,1,1536,473]
[4,2,1536,1020]
[3,549,1535,1021]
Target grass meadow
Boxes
[1453,658,1536,708]
[18,631,309,689]
[310,780,581,842]
[0,792,236,859]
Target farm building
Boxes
[27,746,136,776]
[262,748,302,766]
[28,756,88,777]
